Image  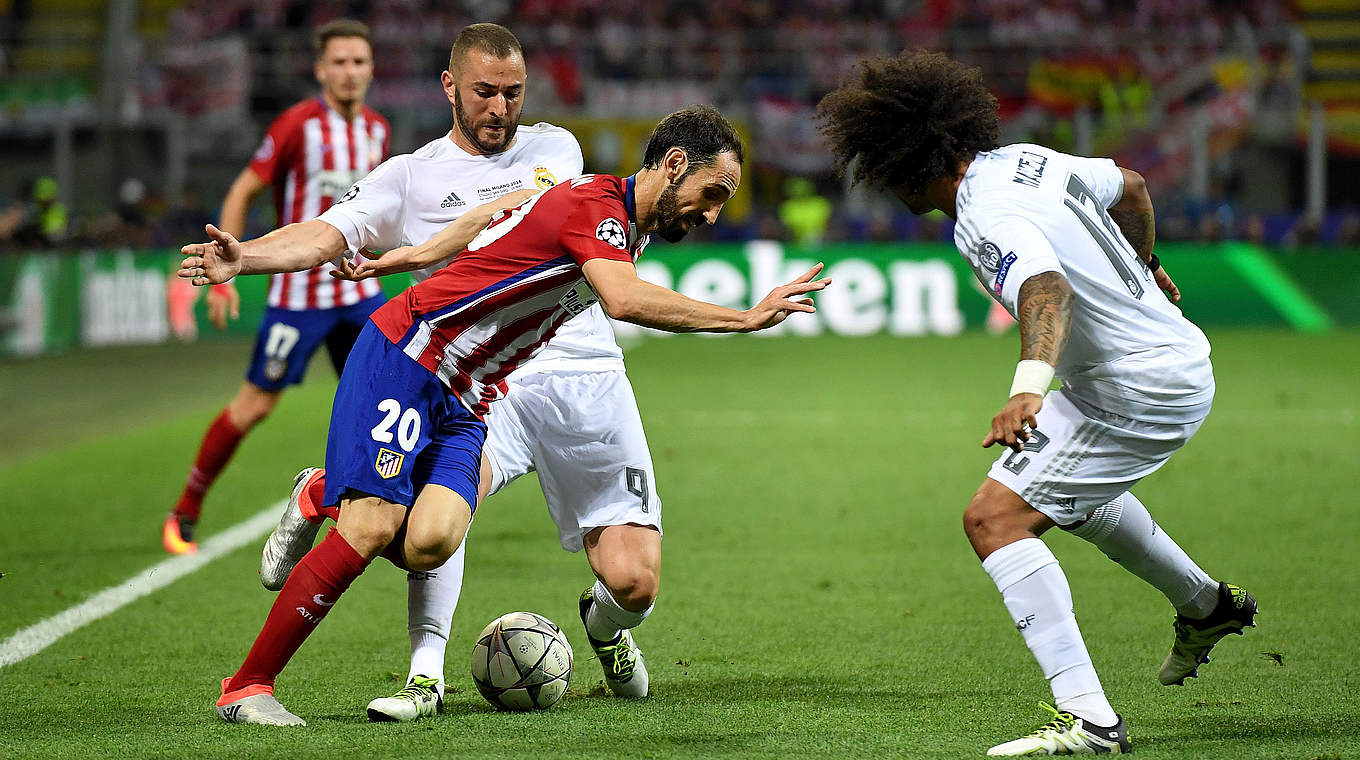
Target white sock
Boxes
[584,579,652,642]
[405,541,466,695]
[1069,492,1219,619]
[982,538,1119,727]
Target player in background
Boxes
[818,51,1255,756]
[162,19,391,554]
[253,23,672,723]
[180,105,831,726]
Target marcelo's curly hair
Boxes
[817,51,999,193]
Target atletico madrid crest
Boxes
[375,448,404,479]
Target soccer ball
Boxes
[470,611,573,711]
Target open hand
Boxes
[329,247,418,281]
[179,224,244,286]
[742,263,832,332]
[205,283,240,329]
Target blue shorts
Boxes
[323,320,486,511]
[245,295,385,391]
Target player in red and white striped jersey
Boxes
[164,19,391,554]
[251,93,388,310]
[365,175,644,417]
[180,106,832,724]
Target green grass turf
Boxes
[1,329,1357,758]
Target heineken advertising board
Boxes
[1,242,1352,359]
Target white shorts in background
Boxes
[483,369,662,552]
[987,388,1208,526]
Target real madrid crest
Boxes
[534,165,557,190]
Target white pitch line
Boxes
[0,500,286,668]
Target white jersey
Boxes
[318,122,626,375]
[953,144,1214,423]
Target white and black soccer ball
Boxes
[470,611,573,711]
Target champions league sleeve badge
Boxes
[595,217,628,249]
[977,240,1003,275]
[253,134,275,163]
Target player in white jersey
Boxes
[257,24,667,721]
[818,51,1256,755]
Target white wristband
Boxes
[1009,360,1055,398]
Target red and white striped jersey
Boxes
[369,174,643,418]
[248,96,391,310]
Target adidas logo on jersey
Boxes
[440,191,466,209]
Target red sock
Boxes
[174,409,245,521]
[227,529,369,691]
[308,472,339,522]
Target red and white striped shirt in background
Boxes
[248,96,391,310]
[368,174,641,418]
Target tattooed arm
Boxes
[1109,166,1180,302]
[1016,271,1074,366]
[1109,168,1155,262]
[982,271,1074,452]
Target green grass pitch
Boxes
[1,329,1357,758]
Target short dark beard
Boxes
[454,88,516,154]
[653,181,690,243]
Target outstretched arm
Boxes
[334,189,539,281]
[179,219,347,285]
[983,271,1074,452]
[582,259,830,333]
[1109,166,1179,302]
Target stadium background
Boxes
[3,0,1360,352]
[2,2,1358,758]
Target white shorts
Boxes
[483,369,662,552]
[987,388,1208,526]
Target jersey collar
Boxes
[622,174,651,256]
[624,174,642,246]
[624,174,639,226]
[317,95,361,123]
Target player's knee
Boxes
[602,564,659,612]
[404,530,461,571]
[229,391,278,429]
[404,547,451,572]
[963,485,1053,558]
[341,520,400,559]
[962,496,1009,545]
[962,495,986,534]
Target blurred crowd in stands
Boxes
[4,0,1357,251]
[6,169,1357,253]
[0,176,212,252]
